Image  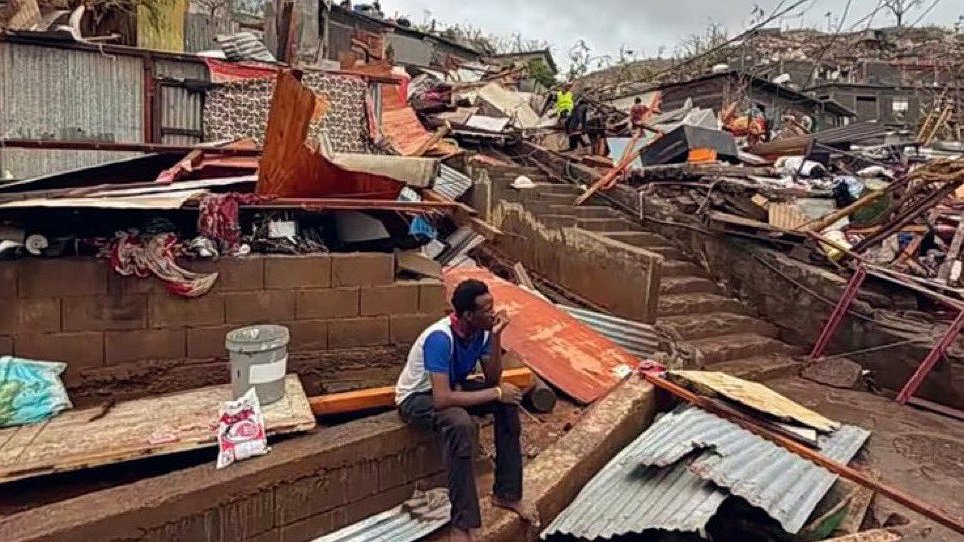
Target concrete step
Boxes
[603,231,673,249]
[658,312,778,340]
[681,333,802,366]
[549,205,617,219]
[657,293,748,317]
[646,245,685,260]
[659,276,720,296]
[537,192,578,205]
[710,355,802,382]
[577,218,642,233]
[661,259,706,278]
[531,183,580,195]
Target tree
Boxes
[882,0,923,29]
[527,59,556,88]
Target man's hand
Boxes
[492,310,511,335]
[497,383,523,405]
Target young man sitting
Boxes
[394,279,535,541]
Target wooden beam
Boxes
[309,368,535,416]
[642,372,964,536]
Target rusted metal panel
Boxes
[0,41,143,179]
[669,370,841,432]
[442,266,638,404]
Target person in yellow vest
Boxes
[554,83,575,119]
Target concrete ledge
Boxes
[453,379,655,542]
[0,413,443,542]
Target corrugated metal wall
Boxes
[0,41,208,180]
[183,12,238,53]
[0,42,143,179]
[156,58,207,145]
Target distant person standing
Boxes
[555,83,575,120]
[630,96,649,131]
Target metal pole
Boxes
[810,266,867,360]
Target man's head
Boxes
[451,279,496,331]
[563,82,573,91]
[634,97,642,104]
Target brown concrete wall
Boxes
[0,413,445,542]
[0,254,447,400]
[491,200,662,323]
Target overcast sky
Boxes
[379,0,962,71]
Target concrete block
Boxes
[186,325,235,360]
[149,294,225,327]
[224,291,296,324]
[218,488,276,541]
[360,282,420,316]
[0,262,16,298]
[15,331,104,368]
[0,336,12,355]
[0,297,61,334]
[17,258,108,298]
[330,253,394,287]
[107,273,164,295]
[418,280,448,315]
[328,317,389,348]
[285,319,328,351]
[389,313,438,345]
[63,295,147,331]
[106,328,185,365]
[191,256,265,292]
[279,509,345,542]
[275,460,377,526]
[295,288,359,319]
[264,255,331,289]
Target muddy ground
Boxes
[770,377,964,542]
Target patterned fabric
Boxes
[203,73,372,153]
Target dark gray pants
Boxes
[398,381,522,530]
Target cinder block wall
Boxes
[0,253,447,393]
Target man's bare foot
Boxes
[491,496,540,528]
[449,527,472,542]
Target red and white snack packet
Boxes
[216,388,269,469]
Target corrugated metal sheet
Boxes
[436,225,484,265]
[669,371,840,432]
[444,266,638,404]
[160,85,204,145]
[184,12,238,53]
[544,405,870,539]
[0,41,143,179]
[312,488,450,542]
[559,305,661,359]
[215,32,275,62]
[434,164,473,200]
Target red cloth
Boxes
[108,233,218,298]
[197,193,264,250]
[630,104,649,125]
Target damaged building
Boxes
[1,6,963,542]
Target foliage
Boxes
[527,58,556,87]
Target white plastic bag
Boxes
[216,388,268,469]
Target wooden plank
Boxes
[0,375,315,484]
[309,368,535,416]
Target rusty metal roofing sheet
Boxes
[434,164,473,201]
[559,305,661,359]
[443,266,637,404]
[669,371,841,433]
[312,488,450,542]
[543,405,870,539]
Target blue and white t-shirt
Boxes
[395,317,492,405]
